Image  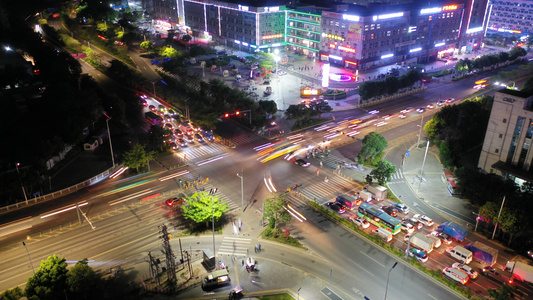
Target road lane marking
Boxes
[347,258,375,277]
[359,251,386,268]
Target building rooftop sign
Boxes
[420,7,441,15]
[372,12,403,21]
[342,14,360,22]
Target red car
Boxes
[165,197,185,207]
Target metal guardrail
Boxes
[0,166,118,215]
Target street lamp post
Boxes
[417,139,430,192]
[105,117,115,168]
[384,262,398,300]
[15,163,28,205]
[210,188,218,260]
[237,173,244,212]
[22,242,36,274]
[151,81,157,98]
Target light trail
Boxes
[40,201,89,219]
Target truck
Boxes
[505,260,533,284]
[465,241,498,266]
[366,184,388,200]
[359,191,373,202]
[336,194,361,210]
[409,232,435,253]
[437,221,468,242]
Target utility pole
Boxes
[15,163,28,205]
[159,225,176,283]
[492,196,506,239]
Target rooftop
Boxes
[498,87,533,98]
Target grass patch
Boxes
[258,293,294,299]
[259,227,306,249]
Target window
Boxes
[495,149,499,153]
[503,118,507,123]
[499,133,503,138]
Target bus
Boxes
[145,111,163,125]
[357,202,401,235]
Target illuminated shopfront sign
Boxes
[409,47,422,53]
[263,34,283,39]
[322,63,330,88]
[238,5,249,11]
[242,42,249,46]
[345,61,357,66]
[420,7,441,15]
[408,26,417,33]
[264,6,279,12]
[235,40,241,44]
[438,48,455,55]
[329,55,343,60]
[272,43,281,47]
[488,27,522,34]
[466,27,483,34]
[338,46,356,53]
[381,53,393,59]
[372,12,403,21]
[322,33,345,41]
[329,44,336,49]
[443,5,458,11]
[342,14,360,22]
[434,42,445,47]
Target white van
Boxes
[373,227,393,242]
[426,234,442,248]
[446,246,473,264]
[442,267,470,285]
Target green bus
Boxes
[357,202,401,235]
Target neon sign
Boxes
[420,7,441,15]
[263,34,283,39]
[443,5,458,11]
[410,47,422,53]
[342,14,360,22]
[345,61,357,66]
[322,33,345,41]
[381,53,393,59]
[338,46,356,53]
[329,55,342,60]
[466,27,483,34]
[329,44,336,49]
[372,12,404,21]
[434,42,445,47]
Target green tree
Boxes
[140,41,153,51]
[499,208,520,245]
[487,284,517,300]
[385,76,399,95]
[263,194,291,232]
[25,254,68,300]
[479,201,499,229]
[258,100,278,115]
[122,144,154,172]
[182,191,229,226]
[509,46,527,60]
[284,104,308,126]
[0,287,23,300]
[522,76,533,90]
[309,101,332,119]
[67,259,98,299]
[359,132,388,162]
[162,46,181,58]
[148,125,171,152]
[369,160,397,185]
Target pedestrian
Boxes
[254,245,258,253]
[317,168,320,176]
[258,243,261,251]
[238,218,242,231]
[242,259,245,266]
[320,161,323,167]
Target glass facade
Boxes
[517,119,533,168]
[507,116,525,164]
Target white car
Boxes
[398,114,406,119]
[401,221,415,234]
[452,263,478,279]
[369,110,379,115]
[277,70,287,76]
[351,217,370,229]
[413,214,434,227]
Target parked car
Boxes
[294,158,310,167]
[350,216,370,228]
[406,248,428,262]
[390,203,409,214]
[381,205,398,217]
[430,231,452,244]
[413,214,434,227]
[452,263,478,279]
[326,202,346,214]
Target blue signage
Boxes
[406,150,410,157]
[150,59,160,65]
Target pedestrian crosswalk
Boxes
[218,236,252,257]
[230,132,266,146]
[180,142,229,161]
[285,175,360,208]
[179,171,240,212]
[389,169,404,181]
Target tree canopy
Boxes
[182,191,229,225]
[122,144,154,172]
[369,160,397,185]
[263,194,291,231]
[25,254,68,300]
[358,132,388,163]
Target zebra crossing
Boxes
[388,169,404,182]
[218,236,252,257]
[229,132,266,146]
[178,171,240,212]
[180,142,229,160]
[286,175,360,208]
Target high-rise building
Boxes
[286,8,323,58]
[487,0,533,35]
[478,88,533,186]
[457,0,491,52]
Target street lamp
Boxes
[22,242,36,274]
[151,81,157,98]
[105,117,115,168]
[210,188,218,260]
[237,173,244,212]
[384,262,398,300]
[15,163,28,205]
[417,139,429,192]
